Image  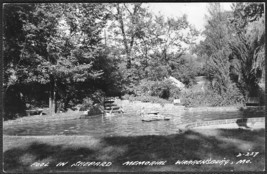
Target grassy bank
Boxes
[3,128,265,172]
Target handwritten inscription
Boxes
[174,158,254,165]
[175,158,230,166]
[174,151,260,166]
[56,162,69,167]
[31,161,112,168]
[122,161,167,166]
[30,151,260,168]
[236,150,259,158]
[236,159,252,164]
[31,162,50,167]
[70,161,112,167]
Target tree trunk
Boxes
[49,74,56,116]
[53,89,56,113]
[49,89,55,116]
[116,4,131,69]
[49,94,52,115]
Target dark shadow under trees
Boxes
[4,129,265,172]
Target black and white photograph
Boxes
[2,2,265,172]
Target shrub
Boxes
[133,79,181,100]
[133,79,154,96]
[169,86,181,99]
[121,93,131,100]
[87,105,104,115]
[150,81,170,99]
[79,97,94,111]
[181,84,244,107]
[220,85,245,106]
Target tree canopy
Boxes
[228,2,265,97]
[3,3,265,119]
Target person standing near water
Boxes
[140,107,145,117]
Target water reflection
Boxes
[3,110,264,136]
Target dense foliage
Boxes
[228,3,265,98]
[181,84,245,107]
[133,79,181,99]
[192,2,264,105]
[3,3,265,120]
[3,3,115,119]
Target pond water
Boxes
[3,110,264,137]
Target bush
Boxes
[169,86,181,99]
[133,79,181,100]
[220,85,245,106]
[121,93,131,100]
[133,79,154,96]
[150,81,170,99]
[87,105,104,115]
[79,97,94,111]
[181,84,244,107]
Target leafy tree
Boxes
[105,4,199,93]
[127,14,198,84]
[172,54,199,87]
[111,3,149,69]
[194,3,233,94]
[104,3,153,94]
[228,2,265,97]
[3,4,36,118]
[143,14,199,81]
[3,3,110,116]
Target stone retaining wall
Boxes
[181,117,265,129]
[186,107,240,112]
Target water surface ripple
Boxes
[3,110,264,136]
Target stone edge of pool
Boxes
[179,117,265,130]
